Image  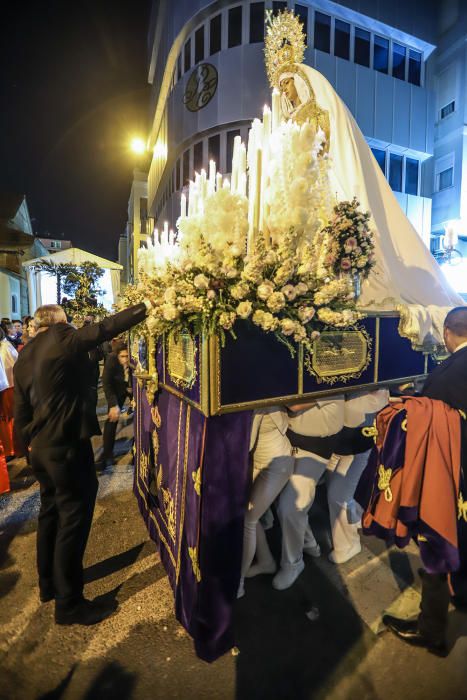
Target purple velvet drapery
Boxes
[133,380,252,662]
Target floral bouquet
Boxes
[314,197,375,282]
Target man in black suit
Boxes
[383,306,467,656]
[14,301,151,625]
[99,343,133,468]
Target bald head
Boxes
[444,307,467,353]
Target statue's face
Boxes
[280,76,299,103]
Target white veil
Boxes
[281,64,464,344]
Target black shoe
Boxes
[382,614,447,657]
[55,598,118,626]
[95,458,112,472]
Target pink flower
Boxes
[340,258,352,271]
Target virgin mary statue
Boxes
[266,11,463,345]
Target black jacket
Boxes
[422,345,467,467]
[102,352,132,408]
[422,345,467,411]
[13,303,147,449]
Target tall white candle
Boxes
[180,193,187,219]
[163,221,169,245]
[272,88,281,131]
[209,159,216,194]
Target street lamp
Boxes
[130,137,146,155]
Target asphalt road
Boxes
[2,417,467,700]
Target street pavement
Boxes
[2,409,467,699]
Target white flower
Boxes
[295,282,309,295]
[260,312,279,332]
[252,310,265,326]
[193,274,209,290]
[281,284,297,301]
[267,291,286,312]
[162,304,178,321]
[219,311,236,330]
[265,250,278,265]
[207,289,216,300]
[230,244,242,257]
[257,281,275,300]
[236,301,253,319]
[356,257,368,268]
[298,306,316,323]
[231,282,250,300]
[164,287,177,304]
[280,319,296,336]
[293,326,307,342]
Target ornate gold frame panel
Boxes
[133,331,158,405]
[167,329,198,389]
[304,326,372,385]
[159,332,210,416]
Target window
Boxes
[210,14,222,55]
[177,54,182,80]
[392,42,406,81]
[193,141,204,173]
[250,2,264,44]
[371,148,386,175]
[228,6,243,48]
[184,38,191,73]
[408,49,421,86]
[195,26,205,64]
[11,295,17,314]
[183,149,190,186]
[373,35,389,73]
[295,5,308,45]
[405,158,419,195]
[354,27,370,67]
[208,134,221,169]
[389,153,403,192]
[439,167,453,191]
[314,12,331,54]
[176,158,181,191]
[50,240,62,249]
[441,101,455,119]
[226,129,241,172]
[272,1,287,14]
[334,19,350,60]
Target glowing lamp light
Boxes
[130,137,146,155]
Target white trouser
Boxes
[240,456,294,578]
[277,453,327,568]
[326,449,370,557]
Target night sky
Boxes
[0,0,151,261]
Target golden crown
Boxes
[264,9,306,88]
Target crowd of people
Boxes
[0,312,135,493]
[2,300,467,659]
[241,306,467,657]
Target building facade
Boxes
[139,0,466,288]
[38,237,73,254]
[0,193,48,319]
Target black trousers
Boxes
[102,398,125,460]
[418,571,451,643]
[31,439,98,610]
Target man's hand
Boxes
[108,406,120,422]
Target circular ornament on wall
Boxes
[183,63,218,112]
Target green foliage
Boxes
[32,260,107,323]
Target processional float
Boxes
[125,12,463,661]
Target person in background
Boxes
[273,397,345,590]
[0,327,18,459]
[383,307,467,656]
[326,389,389,564]
[2,321,20,350]
[21,316,36,346]
[238,407,294,598]
[99,343,133,469]
[13,300,152,626]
